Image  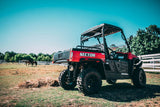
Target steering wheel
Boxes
[108,47,116,59]
[100,44,116,59]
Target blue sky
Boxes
[0,0,160,54]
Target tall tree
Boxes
[130,25,160,55]
[4,52,10,62]
[4,51,17,62]
[0,52,4,60]
[29,53,37,61]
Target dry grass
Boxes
[0,63,160,107]
[0,63,66,77]
[18,77,59,88]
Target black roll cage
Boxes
[80,23,131,59]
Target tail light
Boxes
[70,52,73,59]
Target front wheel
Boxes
[132,68,146,88]
[59,70,76,90]
[77,68,102,95]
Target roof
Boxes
[81,23,122,37]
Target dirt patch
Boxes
[146,72,160,79]
[18,77,59,88]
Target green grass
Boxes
[0,63,160,107]
[14,85,116,107]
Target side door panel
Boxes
[114,60,128,73]
[104,53,129,79]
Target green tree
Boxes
[37,55,43,61]
[3,51,53,62]
[14,53,24,62]
[4,52,10,62]
[41,55,46,61]
[50,53,54,61]
[129,25,160,55]
[37,53,53,61]
[29,53,37,61]
[45,56,50,61]
[14,54,19,62]
[4,51,17,62]
[38,53,43,57]
[22,54,33,62]
[0,52,4,60]
[10,57,14,62]
[146,25,160,35]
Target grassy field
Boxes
[0,63,160,107]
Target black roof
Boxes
[81,23,122,37]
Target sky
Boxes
[0,0,160,54]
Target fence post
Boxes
[139,55,141,60]
[152,57,155,71]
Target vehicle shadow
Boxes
[89,83,160,102]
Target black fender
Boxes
[134,58,143,68]
[129,58,143,76]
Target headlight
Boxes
[69,65,74,71]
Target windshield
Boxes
[83,37,102,46]
[105,32,128,53]
[81,32,128,53]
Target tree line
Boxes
[0,51,54,62]
[0,25,160,62]
[116,25,160,55]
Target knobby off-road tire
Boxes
[107,79,117,84]
[132,68,146,88]
[77,68,102,95]
[59,70,76,90]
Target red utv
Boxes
[53,23,146,95]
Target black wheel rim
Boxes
[64,73,74,86]
[86,75,99,90]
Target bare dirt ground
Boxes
[0,63,160,107]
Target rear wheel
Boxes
[59,70,76,90]
[77,68,102,95]
[132,68,146,88]
[107,79,117,84]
